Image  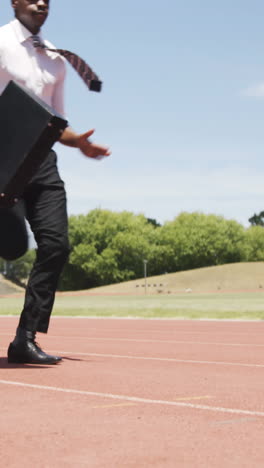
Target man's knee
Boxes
[54,238,70,264]
[37,236,70,267]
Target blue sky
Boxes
[2,1,264,227]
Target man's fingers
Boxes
[80,129,95,140]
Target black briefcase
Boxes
[0,80,68,206]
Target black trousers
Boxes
[16,150,70,333]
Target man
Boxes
[0,0,110,364]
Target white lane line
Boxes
[0,379,263,418]
[210,417,258,426]
[51,350,264,368]
[174,395,212,401]
[91,403,136,409]
[47,336,264,348]
[0,347,263,368]
[1,333,264,348]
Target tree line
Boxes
[2,209,264,290]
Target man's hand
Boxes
[60,127,111,159]
[77,129,111,159]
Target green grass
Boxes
[1,292,264,320]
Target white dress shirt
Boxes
[0,19,66,116]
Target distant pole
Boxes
[143,259,148,295]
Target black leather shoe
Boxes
[7,328,62,365]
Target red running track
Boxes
[0,316,264,467]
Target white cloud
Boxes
[242,82,264,98]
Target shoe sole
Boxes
[8,357,62,365]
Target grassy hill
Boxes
[80,262,264,295]
[2,262,264,297]
[1,263,264,319]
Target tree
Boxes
[58,209,255,291]
[244,226,264,261]
[248,211,264,226]
[157,212,247,272]
[146,217,161,228]
[59,209,158,290]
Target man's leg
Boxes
[8,151,70,364]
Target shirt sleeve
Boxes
[51,60,67,118]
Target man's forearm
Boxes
[59,127,82,148]
[58,127,110,158]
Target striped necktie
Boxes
[31,35,102,92]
